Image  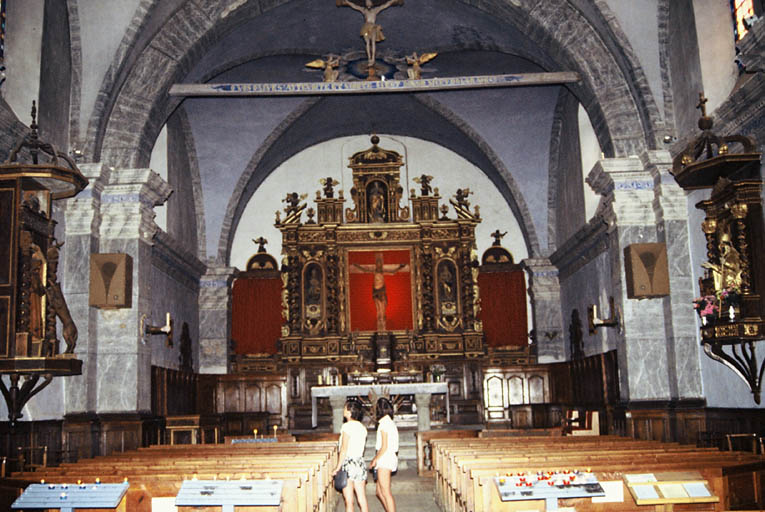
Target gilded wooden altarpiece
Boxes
[276,136,484,373]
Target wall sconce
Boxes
[141,313,173,347]
[587,296,621,335]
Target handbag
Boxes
[333,468,348,491]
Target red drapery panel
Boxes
[478,270,527,347]
[348,249,412,331]
[231,276,283,355]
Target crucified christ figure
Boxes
[336,0,404,67]
[352,252,407,331]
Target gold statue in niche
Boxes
[702,224,744,293]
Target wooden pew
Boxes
[430,436,765,512]
[6,441,339,512]
[415,429,479,476]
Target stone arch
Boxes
[96,0,662,164]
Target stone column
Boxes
[587,155,700,401]
[62,163,109,414]
[523,259,565,362]
[95,168,171,413]
[414,393,431,432]
[648,150,703,399]
[329,395,346,433]
[198,264,237,374]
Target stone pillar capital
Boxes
[99,168,171,242]
[587,157,655,227]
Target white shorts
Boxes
[376,451,398,472]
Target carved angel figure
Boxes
[283,192,307,216]
[405,52,437,79]
[320,176,340,198]
[305,55,341,82]
[455,188,472,209]
[413,174,433,196]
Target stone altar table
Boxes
[311,382,449,432]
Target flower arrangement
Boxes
[720,286,740,306]
[693,295,719,324]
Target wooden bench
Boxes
[430,435,765,512]
[6,441,340,512]
[415,429,480,476]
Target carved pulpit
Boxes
[0,103,86,424]
[672,93,765,403]
[276,136,484,373]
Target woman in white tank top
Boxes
[332,399,370,512]
[369,397,398,512]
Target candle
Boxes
[729,306,735,321]
[592,304,597,319]
[253,428,258,438]
[166,312,170,325]
[273,425,278,437]
[318,375,323,385]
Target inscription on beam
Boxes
[170,72,580,97]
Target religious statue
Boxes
[305,55,341,82]
[320,176,339,198]
[306,267,323,305]
[45,240,77,354]
[253,237,268,253]
[413,174,433,196]
[455,188,472,209]
[490,229,507,246]
[367,181,387,222]
[27,237,47,342]
[353,252,407,332]
[438,262,456,302]
[336,0,404,68]
[405,52,437,80]
[702,229,744,293]
[283,192,307,216]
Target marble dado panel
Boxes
[673,335,704,399]
[200,309,228,340]
[62,235,95,295]
[96,353,139,412]
[199,338,228,374]
[625,336,672,400]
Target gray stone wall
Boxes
[550,89,585,251]
[667,0,704,138]
[149,232,205,371]
[166,108,201,257]
[37,0,72,152]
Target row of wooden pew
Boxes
[2,440,339,512]
[430,434,765,512]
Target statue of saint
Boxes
[367,182,386,223]
[336,0,404,67]
[353,252,407,331]
[438,263,455,302]
[703,230,744,293]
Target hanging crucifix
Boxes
[336,0,404,78]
